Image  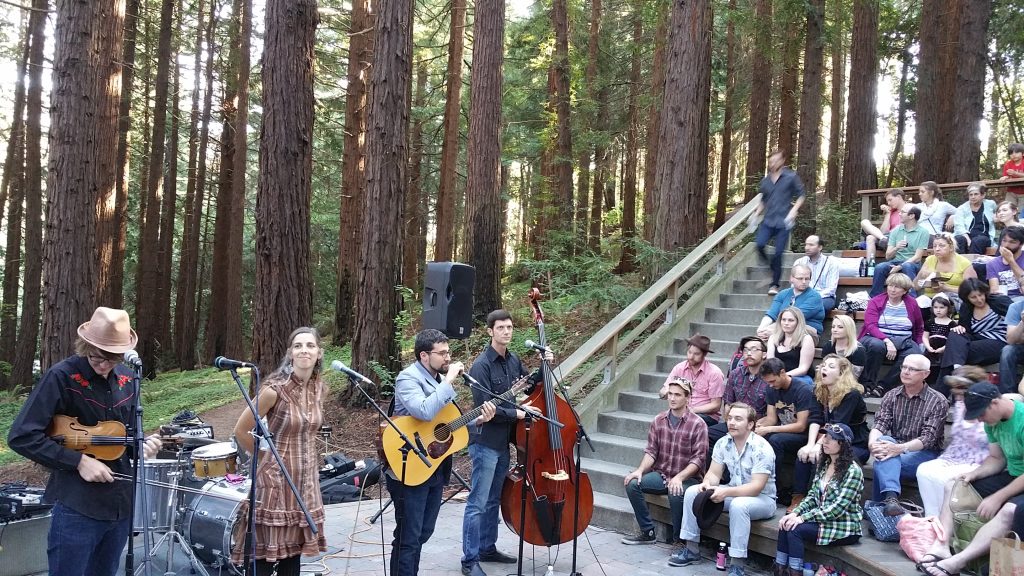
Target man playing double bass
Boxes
[8,307,161,576]
[460,310,552,576]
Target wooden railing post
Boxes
[602,333,619,385]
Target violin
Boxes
[46,414,129,461]
[500,288,594,546]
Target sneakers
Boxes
[478,550,517,564]
[786,494,805,513]
[727,565,746,576]
[621,528,656,545]
[883,496,906,516]
[768,285,780,296]
[667,547,702,567]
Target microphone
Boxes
[213,356,253,370]
[461,371,481,386]
[523,340,551,353]
[330,360,373,385]
[123,349,142,368]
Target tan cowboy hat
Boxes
[77,307,138,353]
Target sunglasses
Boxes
[823,424,849,438]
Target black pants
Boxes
[251,556,301,576]
[935,333,1004,395]
[955,233,991,255]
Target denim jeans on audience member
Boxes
[1000,299,1024,394]
[462,443,511,566]
[821,296,837,314]
[869,261,921,297]
[624,471,696,542]
[870,435,940,501]
[756,224,791,288]
[680,483,776,558]
[47,501,132,576]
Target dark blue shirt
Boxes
[467,345,538,451]
[8,356,138,521]
[765,379,824,427]
[758,167,805,227]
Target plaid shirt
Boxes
[724,366,770,418]
[873,385,949,452]
[792,461,864,544]
[646,410,708,482]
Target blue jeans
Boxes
[461,443,511,565]
[870,435,940,500]
[47,501,132,576]
[386,468,446,575]
[776,522,859,571]
[624,471,695,541]
[1000,299,1024,393]
[869,261,921,296]
[756,223,791,288]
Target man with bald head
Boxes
[756,264,825,340]
[793,235,839,313]
[868,353,949,516]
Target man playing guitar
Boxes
[8,307,160,576]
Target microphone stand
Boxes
[548,358,593,576]
[226,366,317,576]
[124,361,151,576]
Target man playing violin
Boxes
[460,310,550,576]
[8,307,161,576]
[386,329,496,576]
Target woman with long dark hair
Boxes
[231,327,328,576]
[773,423,863,576]
[935,278,1012,395]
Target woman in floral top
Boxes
[773,423,863,576]
[914,366,991,516]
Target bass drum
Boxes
[180,478,250,570]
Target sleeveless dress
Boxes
[232,373,327,563]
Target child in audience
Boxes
[922,295,958,370]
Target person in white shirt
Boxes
[793,235,839,313]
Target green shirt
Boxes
[888,224,931,262]
[792,460,864,544]
[985,400,1024,477]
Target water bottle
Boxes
[716,541,727,570]
[858,257,867,277]
[545,565,554,576]
[867,259,875,276]
[803,562,815,576]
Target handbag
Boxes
[898,515,946,563]
[990,532,1024,576]
[949,479,983,513]
[863,500,903,542]
[953,511,988,575]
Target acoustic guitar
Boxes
[380,376,528,486]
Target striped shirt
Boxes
[969,309,1007,343]
[878,302,913,338]
[873,385,949,453]
[724,366,770,418]
[646,410,708,481]
[792,461,864,544]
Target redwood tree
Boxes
[949,0,992,181]
[839,0,879,203]
[251,0,319,374]
[616,10,642,273]
[551,0,574,228]
[745,0,773,198]
[713,0,737,230]
[796,0,825,201]
[433,0,466,262]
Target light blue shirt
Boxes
[793,254,840,299]
[953,198,997,244]
[393,360,456,421]
[711,432,777,500]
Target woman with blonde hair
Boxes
[995,200,1024,229]
[768,306,816,387]
[858,272,924,396]
[787,354,869,512]
[820,315,865,379]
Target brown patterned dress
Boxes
[232,373,327,563]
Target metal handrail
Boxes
[558,195,762,397]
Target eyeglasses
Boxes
[742,346,764,354]
[87,353,122,365]
[429,350,452,358]
[900,365,930,373]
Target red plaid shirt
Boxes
[645,410,708,481]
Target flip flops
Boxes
[918,560,959,576]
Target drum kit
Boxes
[131,440,250,576]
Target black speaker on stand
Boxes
[422,262,475,339]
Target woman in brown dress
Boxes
[232,327,327,576]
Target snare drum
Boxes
[181,478,249,568]
[190,442,238,478]
[134,458,182,531]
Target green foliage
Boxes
[815,200,863,250]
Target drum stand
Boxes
[136,471,211,576]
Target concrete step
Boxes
[580,457,634,498]
[721,293,774,309]
[655,353,735,374]
[733,278,791,293]
[596,410,655,440]
[669,338,743,357]
[583,432,647,468]
[689,321,757,343]
[703,307,766,325]
[617,391,665,417]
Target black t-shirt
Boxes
[765,379,824,426]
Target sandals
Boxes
[915,555,940,573]
[919,561,959,576]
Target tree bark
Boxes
[465,0,505,318]
[914,0,960,184]
[653,0,712,259]
[796,0,825,201]
[839,0,878,203]
[42,0,125,368]
[643,7,668,243]
[352,0,412,380]
[551,0,574,227]
[776,21,801,159]
[576,0,603,249]
[713,0,737,230]
[949,0,991,181]
[251,0,318,375]
[334,0,373,346]
[156,60,180,361]
[616,9,642,273]
[433,0,466,262]
[404,62,427,291]
[745,0,773,199]
[824,0,845,201]
[12,0,47,387]
[886,43,912,187]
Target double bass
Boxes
[500,288,594,546]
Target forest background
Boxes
[0,0,1021,414]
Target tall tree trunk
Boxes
[42,0,125,368]
[576,0,602,249]
[914,0,960,184]
[352,0,411,380]
[226,0,251,359]
[776,23,800,159]
[334,0,373,346]
[404,63,427,291]
[824,0,845,201]
[885,43,911,187]
[433,0,466,262]
[796,0,825,205]
[174,0,213,370]
[949,0,991,181]
[713,0,737,230]
[156,62,180,360]
[135,0,175,377]
[12,0,47,387]
[0,26,28,232]
[653,0,712,259]
[98,0,140,308]
[251,0,318,374]
[745,0,773,199]
[616,9,642,273]
[465,0,505,318]
[643,7,668,243]
[839,0,878,202]
[551,0,574,229]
